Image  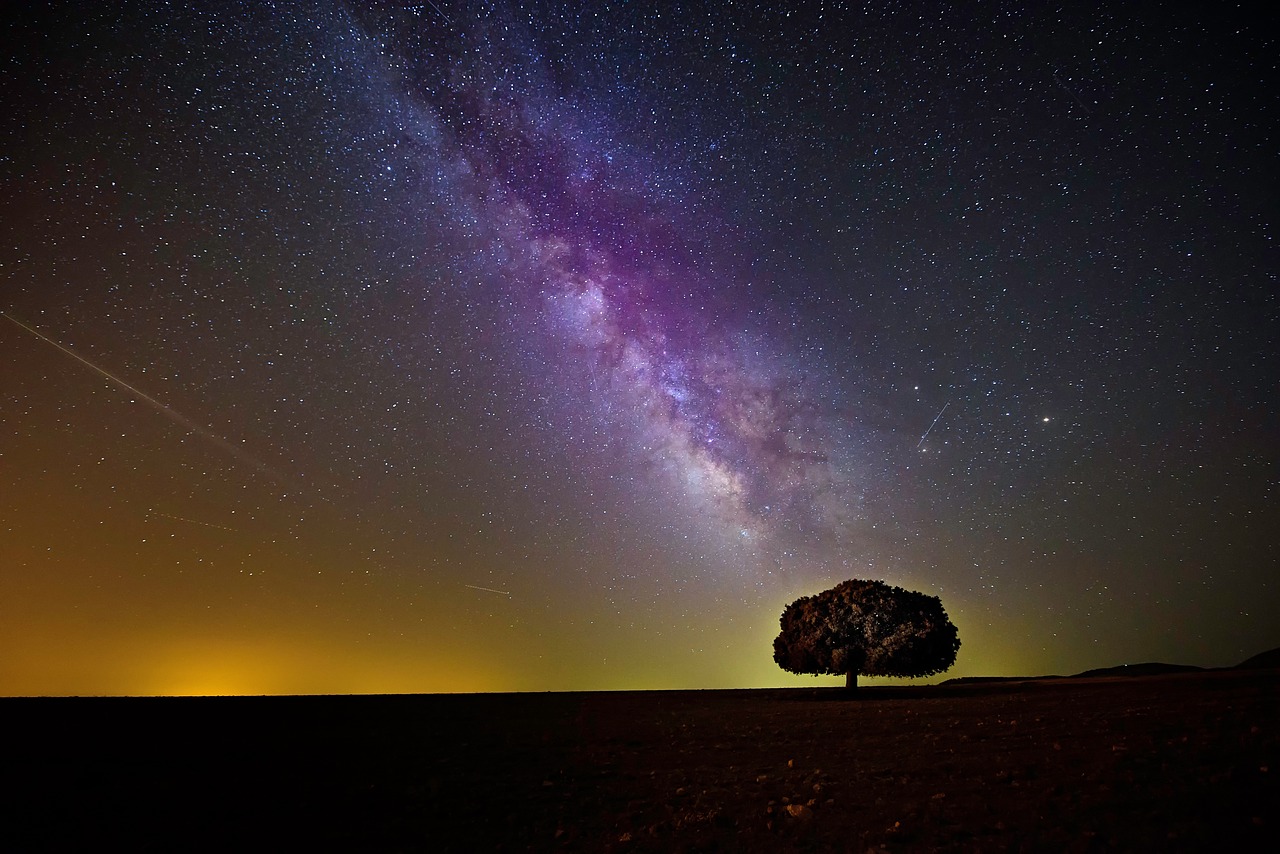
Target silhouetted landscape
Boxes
[6,652,1276,851]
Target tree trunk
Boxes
[845,671,858,691]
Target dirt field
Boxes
[5,669,1276,851]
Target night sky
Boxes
[2,1,1275,696]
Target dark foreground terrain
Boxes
[4,669,1276,851]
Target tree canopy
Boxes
[773,579,960,689]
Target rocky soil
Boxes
[5,668,1276,851]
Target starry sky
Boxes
[2,1,1275,696]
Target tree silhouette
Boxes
[773,579,960,691]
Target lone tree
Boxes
[773,579,960,691]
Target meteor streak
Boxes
[2,312,279,478]
[916,401,950,449]
[464,583,511,596]
[148,511,239,532]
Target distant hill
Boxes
[1072,662,1205,678]
[939,646,1280,686]
[938,675,1064,686]
[1236,646,1280,669]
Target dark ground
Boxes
[3,669,1276,852]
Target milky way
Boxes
[349,8,868,548]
